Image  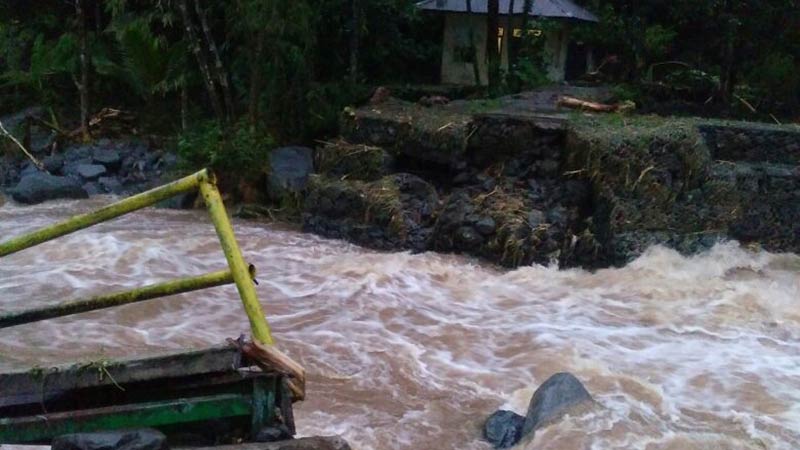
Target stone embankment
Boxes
[301,96,800,268]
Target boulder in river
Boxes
[51,429,167,450]
[11,172,88,204]
[483,372,594,449]
[521,372,594,435]
[484,410,525,449]
[267,146,314,200]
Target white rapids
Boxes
[1,197,799,450]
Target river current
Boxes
[1,198,799,450]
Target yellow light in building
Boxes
[497,27,504,52]
[513,28,543,37]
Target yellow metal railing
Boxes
[0,169,305,397]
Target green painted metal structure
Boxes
[0,169,301,443]
[3,394,254,442]
[0,346,286,443]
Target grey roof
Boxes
[416,0,598,22]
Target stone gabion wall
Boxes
[331,100,800,268]
[699,123,800,165]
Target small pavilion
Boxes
[416,0,599,85]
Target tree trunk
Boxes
[486,0,501,91]
[522,0,532,27]
[348,0,360,83]
[248,28,266,126]
[507,0,518,69]
[181,83,189,132]
[193,0,235,122]
[177,0,225,123]
[466,0,481,85]
[719,2,738,104]
[75,0,91,141]
[94,0,102,33]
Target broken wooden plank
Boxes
[240,341,306,401]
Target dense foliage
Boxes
[0,0,797,171]
[576,0,800,117]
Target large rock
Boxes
[483,373,593,449]
[51,429,167,450]
[484,410,525,449]
[98,176,125,195]
[93,148,122,170]
[521,372,594,435]
[43,154,65,174]
[254,424,293,443]
[268,146,314,199]
[77,164,107,180]
[19,162,39,178]
[11,172,88,204]
[0,158,20,187]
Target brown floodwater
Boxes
[1,197,799,450]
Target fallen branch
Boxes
[557,95,635,113]
[733,94,757,113]
[0,119,46,172]
[65,108,134,140]
[733,94,782,125]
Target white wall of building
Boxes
[440,13,569,86]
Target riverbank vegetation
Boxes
[1,0,798,178]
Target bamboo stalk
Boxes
[199,176,274,346]
[0,170,209,258]
[178,0,225,123]
[0,266,256,328]
[194,0,235,121]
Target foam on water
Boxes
[1,198,799,450]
